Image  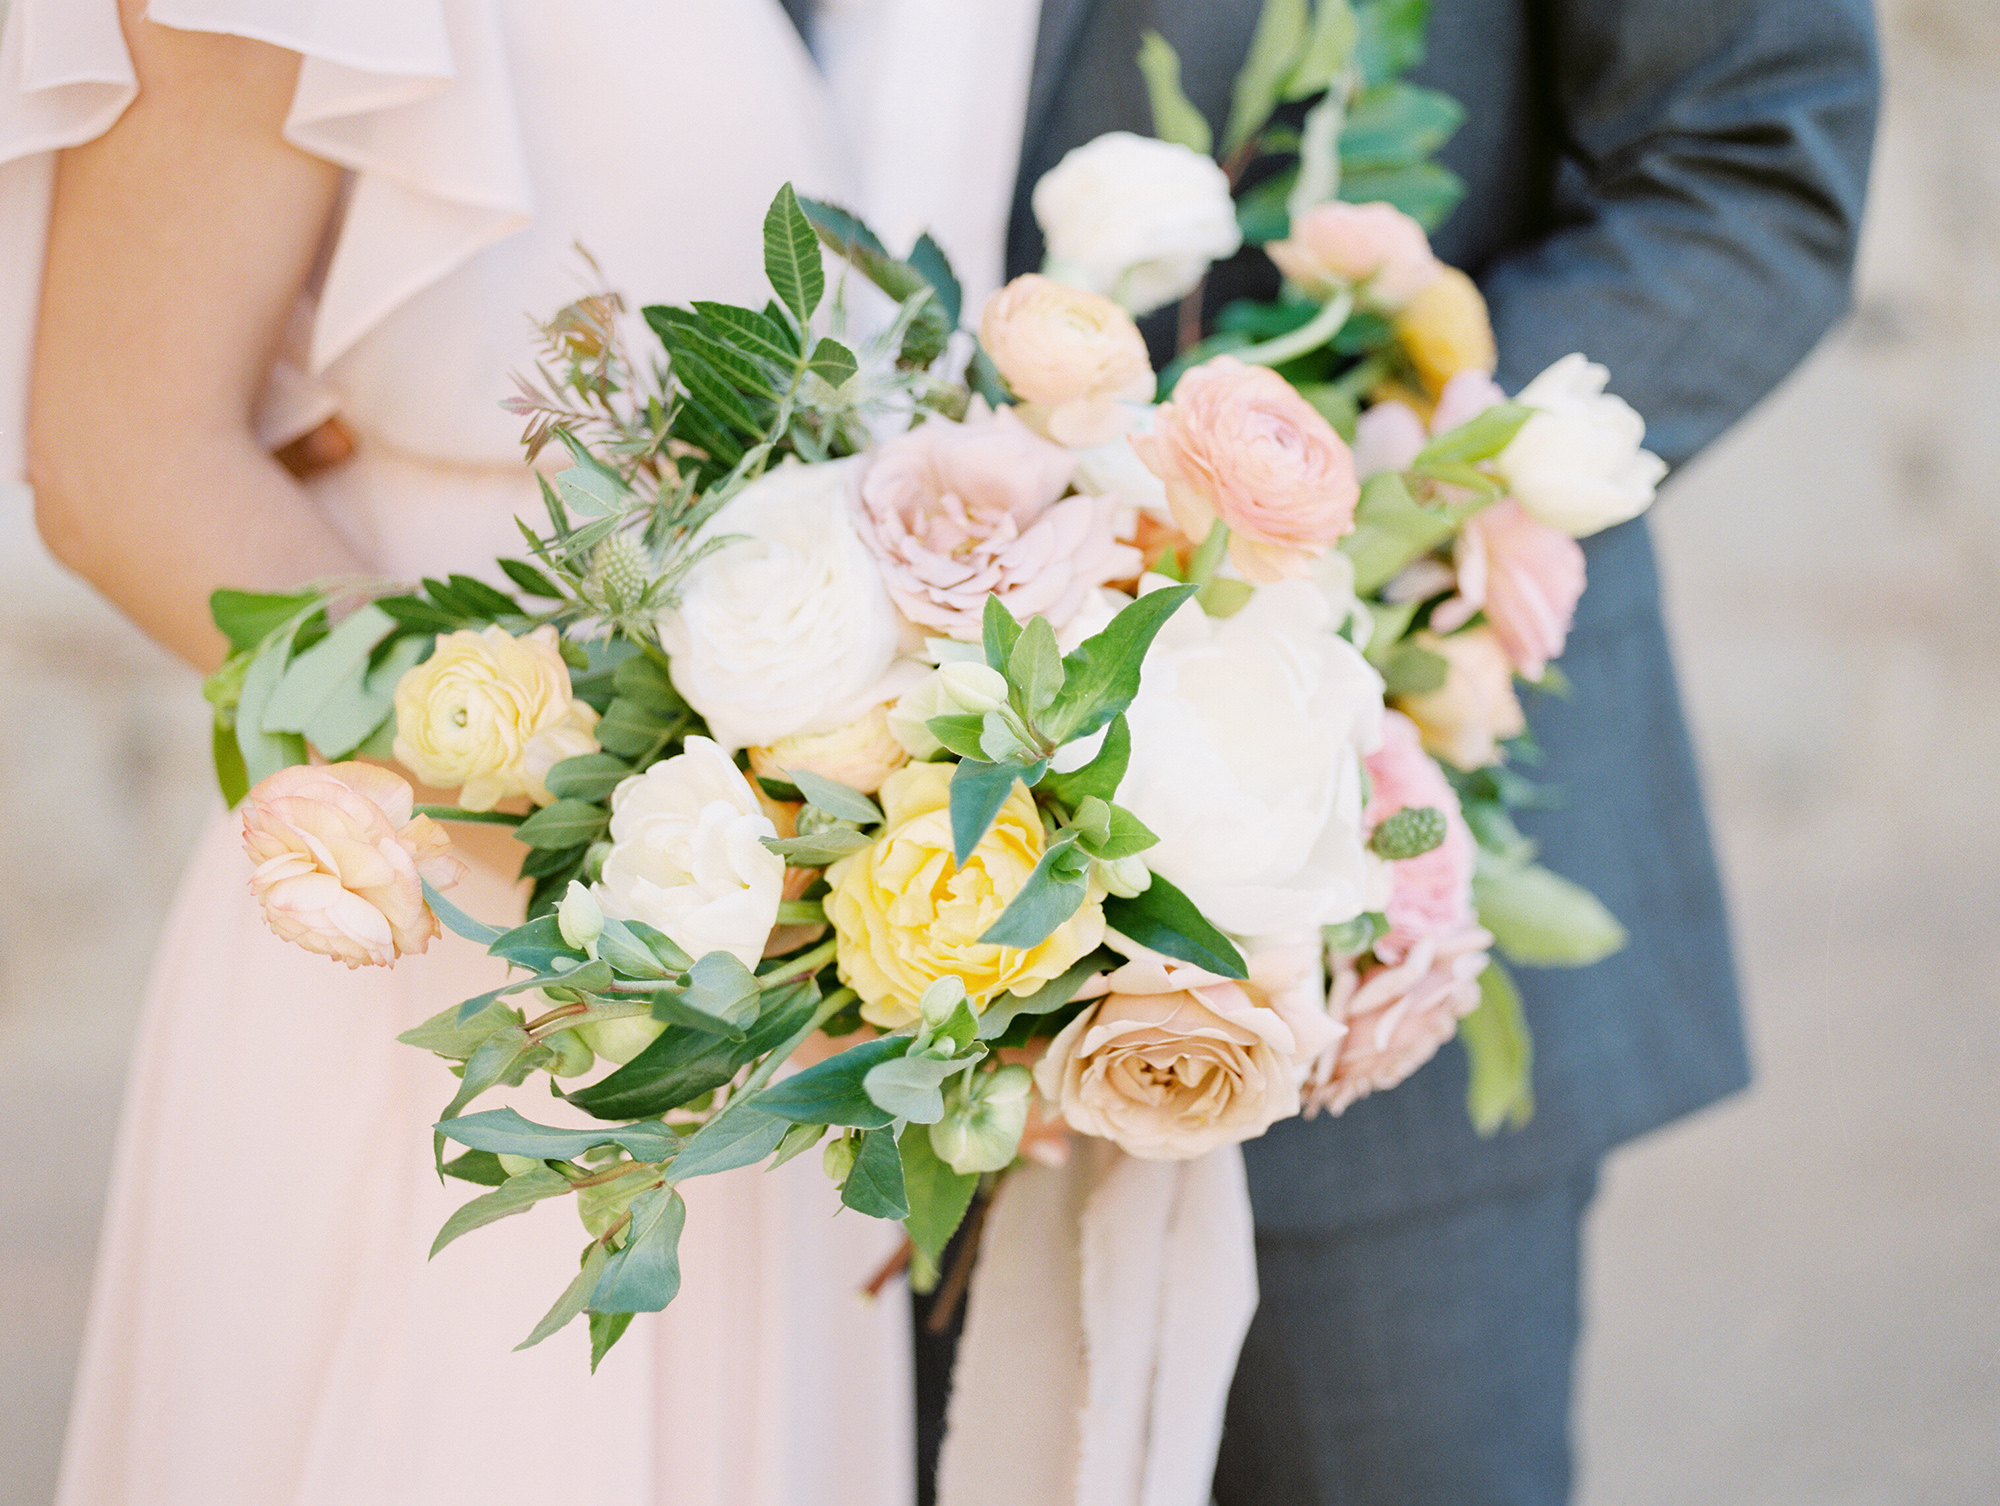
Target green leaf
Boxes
[446,573,522,620]
[210,588,321,656]
[1338,80,1464,167]
[260,604,397,733]
[764,183,825,328]
[1102,872,1249,979]
[429,1166,572,1258]
[670,346,769,438]
[1460,958,1534,1134]
[977,833,1091,949]
[1081,803,1159,861]
[305,632,424,761]
[669,951,764,1034]
[1338,159,1464,231]
[441,1149,511,1186]
[424,879,504,946]
[499,557,566,598]
[1472,860,1628,968]
[593,699,679,759]
[840,1126,909,1220]
[1008,615,1065,719]
[1340,470,1453,595]
[806,336,859,388]
[1136,30,1214,155]
[899,1124,979,1263]
[752,1035,906,1128]
[982,593,1023,673]
[233,610,314,788]
[649,305,784,398]
[665,1099,791,1181]
[612,652,683,714]
[1413,402,1533,469]
[397,998,526,1061]
[591,1184,688,1313]
[514,799,610,850]
[1040,714,1132,807]
[1353,0,1431,87]
[762,828,875,866]
[975,950,1109,1040]
[371,595,461,635]
[904,233,964,328]
[211,716,249,807]
[864,1051,976,1125]
[789,769,883,827]
[1042,585,1197,746]
[1286,0,1359,99]
[516,1242,609,1351]
[546,752,634,803]
[769,1120,829,1170]
[436,1107,679,1163]
[949,758,1042,868]
[588,1311,635,1371]
[482,911,573,971]
[1287,89,1347,227]
[1382,642,1447,696]
[926,713,991,762]
[690,300,800,367]
[1224,0,1311,156]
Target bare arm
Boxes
[29,2,365,673]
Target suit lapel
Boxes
[1019,0,1104,188]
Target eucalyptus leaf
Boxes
[949,757,1043,868]
[397,998,527,1061]
[1041,585,1197,746]
[665,1099,791,1181]
[974,951,1109,1040]
[425,880,504,945]
[1472,860,1627,968]
[863,1051,977,1126]
[516,1242,609,1351]
[590,1184,688,1313]
[1102,872,1249,979]
[673,950,764,1033]
[429,1166,572,1258]
[436,1106,679,1163]
[899,1124,979,1263]
[761,828,875,866]
[234,612,313,788]
[977,833,1090,950]
[751,1035,907,1128]
[788,769,883,827]
[840,1126,909,1220]
[259,604,397,733]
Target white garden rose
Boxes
[1117,581,1383,939]
[658,458,920,751]
[1032,132,1244,317]
[593,737,784,970]
[1496,354,1667,537]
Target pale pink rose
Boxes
[1362,711,1478,963]
[242,762,465,969]
[979,275,1156,448]
[1431,500,1586,680]
[853,409,1140,639]
[1035,955,1317,1160]
[1267,201,1442,312]
[1428,368,1509,434]
[1132,357,1359,584]
[1351,399,1427,479]
[1394,627,1527,770]
[1305,922,1492,1116]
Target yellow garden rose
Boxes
[827,762,1105,1028]
[1393,265,1498,399]
[392,624,600,810]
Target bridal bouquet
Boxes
[205,0,1645,1364]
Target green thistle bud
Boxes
[589,535,650,613]
[1369,806,1448,861]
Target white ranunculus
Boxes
[593,737,784,970]
[659,458,920,751]
[1032,132,1244,317]
[1118,581,1383,939]
[1496,354,1667,537]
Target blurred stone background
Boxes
[2,2,1995,1500]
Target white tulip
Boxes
[1497,354,1667,537]
[1033,132,1244,317]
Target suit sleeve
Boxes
[1480,0,1881,467]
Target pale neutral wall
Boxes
[2,3,1995,1500]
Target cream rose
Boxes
[1117,581,1383,939]
[1034,955,1316,1160]
[593,737,785,969]
[979,275,1155,447]
[1497,354,1666,537]
[1267,201,1442,312]
[1395,627,1527,770]
[827,762,1105,1029]
[1032,131,1244,317]
[1132,356,1359,584]
[242,762,464,968]
[748,703,909,796]
[659,458,919,752]
[392,624,600,810]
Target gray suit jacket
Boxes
[1003,0,1879,1229]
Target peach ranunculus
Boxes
[827,761,1106,1029]
[1033,949,1333,1161]
[1306,923,1492,1116]
[1363,711,1479,964]
[1430,500,1587,681]
[1392,266,1498,399]
[852,408,1140,640]
[748,702,909,796]
[978,275,1155,447]
[1131,357,1360,584]
[242,762,464,968]
[1267,201,1442,312]
[392,624,600,810]
[1394,627,1527,771]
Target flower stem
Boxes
[1187,520,1231,590]
[414,805,526,826]
[1233,289,1354,371]
[756,937,839,991]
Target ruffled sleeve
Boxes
[0,0,532,481]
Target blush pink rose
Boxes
[1431,500,1587,680]
[1363,710,1478,964]
[1132,356,1360,584]
[1267,201,1442,312]
[1305,923,1492,1116]
[242,762,465,968]
[854,408,1139,639]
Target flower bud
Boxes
[939,661,1010,716]
[497,1153,542,1178]
[1096,854,1153,898]
[543,1026,595,1078]
[822,1133,860,1185]
[919,976,970,1030]
[575,1013,668,1065]
[928,1064,1035,1174]
[557,880,604,953]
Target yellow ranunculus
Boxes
[392,624,599,810]
[827,762,1104,1029]
[1393,265,1497,399]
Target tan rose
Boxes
[1392,266,1498,398]
[827,762,1105,1029]
[979,275,1156,447]
[1033,955,1319,1160]
[392,624,599,810]
[1394,627,1527,770]
[1132,356,1359,584]
[1267,201,1442,312]
[241,761,464,969]
[748,702,909,796]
